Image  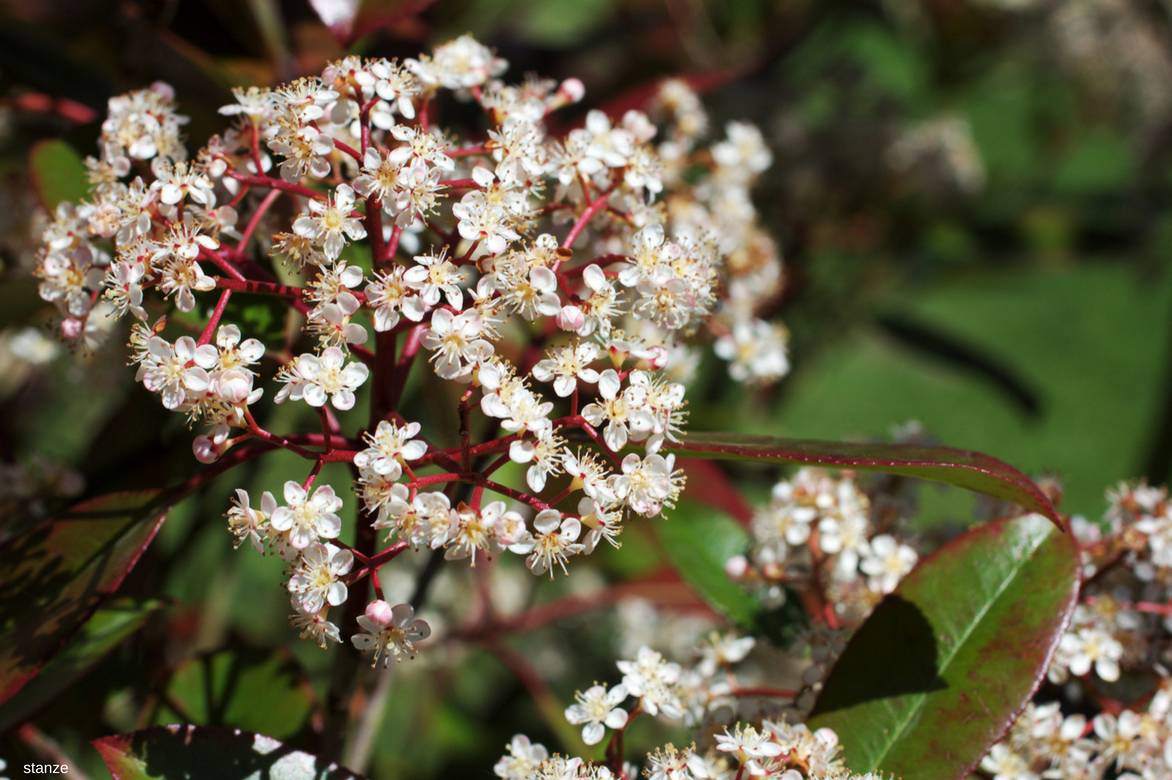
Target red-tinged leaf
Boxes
[0,598,164,731]
[0,491,168,705]
[94,725,366,779]
[809,514,1080,779]
[29,139,89,212]
[665,432,1065,530]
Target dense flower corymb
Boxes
[32,36,787,671]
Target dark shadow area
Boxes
[811,595,946,715]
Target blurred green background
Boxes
[2,0,1171,777]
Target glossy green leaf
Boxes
[658,500,756,625]
[157,649,314,739]
[666,432,1064,529]
[29,139,89,212]
[0,491,168,705]
[0,597,163,731]
[809,514,1079,779]
[94,725,365,779]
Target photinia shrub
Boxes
[7,32,1139,780]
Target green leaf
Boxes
[658,500,756,625]
[809,514,1079,779]
[157,649,314,739]
[0,491,169,705]
[658,500,806,643]
[666,433,1064,529]
[0,597,163,731]
[29,139,89,212]
[94,725,365,779]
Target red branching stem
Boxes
[478,479,550,511]
[234,188,282,258]
[200,247,247,281]
[243,407,318,460]
[215,276,305,299]
[302,458,325,489]
[563,190,611,249]
[384,224,403,263]
[197,289,233,345]
[249,123,265,175]
[332,137,363,163]
[366,195,386,267]
[384,325,423,411]
[226,170,324,201]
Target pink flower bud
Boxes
[61,318,83,340]
[192,435,222,463]
[558,78,585,104]
[557,305,585,332]
[725,554,749,580]
[364,599,395,627]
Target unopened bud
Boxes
[557,305,585,332]
[725,554,749,580]
[558,78,585,104]
[61,318,83,340]
[192,435,222,463]
[364,599,395,627]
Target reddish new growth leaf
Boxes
[667,432,1066,531]
[0,491,167,705]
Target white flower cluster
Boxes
[494,633,887,780]
[979,481,1172,779]
[31,37,787,658]
[981,692,1172,780]
[727,468,918,612]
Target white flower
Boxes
[581,369,631,451]
[1059,627,1123,682]
[577,496,623,552]
[104,260,147,320]
[859,534,918,594]
[269,481,344,549]
[564,683,628,745]
[226,488,276,552]
[503,266,560,320]
[696,632,755,677]
[295,346,369,410]
[293,184,367,260]
[613,453,684,518]
[351,601,432,666]
[714,724,782,776]
[451,168,521,255]
[408,34,506,90]
[712,121,772,177]
[521,510,583,577]
[138,335,218,410]
[354,419,427,480]
[494,734,549,780]
[714,318,789,385]
[365,265,422,330]
[404,249,465,310]
[421,308,493,380]
[287,543,354,613]
[617,646,682,718]
[290,610,342,649]
[532,341,601,397]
